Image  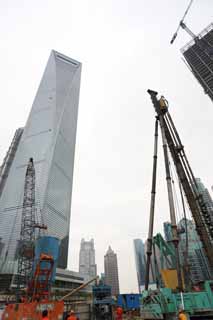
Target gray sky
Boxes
[0,0,213,292]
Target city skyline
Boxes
[0,51,81,287]
[0,0,213,292]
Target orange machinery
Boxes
[2,300,64,320]
[2,253,64,320]
[2,252,98,320]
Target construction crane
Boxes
[141,90,213,319]
[17,158,47,288]
[17,158,36,287]
[147,90,213,277]
[171,0,213,56]
[170,0,195,44]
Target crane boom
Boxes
[17,158,36,287]
[148,90,213,275]
[170,0,194,44]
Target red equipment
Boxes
[2,301,64,320]
[27,253,54,301]
[2,254,64,320]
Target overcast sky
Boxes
[0,0,213,292]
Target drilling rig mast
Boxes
[141,91,213,319]
[17,158,36,287]
[147,90,213,276]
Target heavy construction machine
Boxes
[2,260,98,320]
[1,158,98,319]
[141,90,213,320]
[0,158,62,319]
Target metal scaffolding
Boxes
[17,158,36,287]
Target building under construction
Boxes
[181,23,213,101]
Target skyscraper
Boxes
[163,222,173,242]
[178,218,211,283]
[79,239,97,283]
[163,218,211,283]
[104,246,120,296]
[133,239,145,292]
[0,128,24,199]
[195,178,213,218]
[0,51,81,284]
[181,23,213,101]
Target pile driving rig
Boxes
[141,90,213,320]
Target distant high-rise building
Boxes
[100,273,106,285]
[178,218,211,283]
[133,239,145,292]
[104,246,120,295]
[181,23,213,102]
[195,178,213,217]
[0,51,81,288]
[163,218,211,283]
[79,239,97,283]
[163,222,173,242]
[0,128,24,198]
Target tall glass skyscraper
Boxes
[0,50,81,283]
[195,178,213,219]
[133,239,145,292]
[163,222,173,242]
[164,219,211,283]
[178,218,211,283]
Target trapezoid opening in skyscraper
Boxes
[0,50,81,289]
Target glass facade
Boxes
[0,50,81,277]
[178,218,211,283]
[133,239,145,292]
[163,222,173,242]
[195,178,213,220]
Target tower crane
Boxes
[17,158,36,286]
[170,0,195,44]
[17,158,46,288]
[171,0,213,56]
